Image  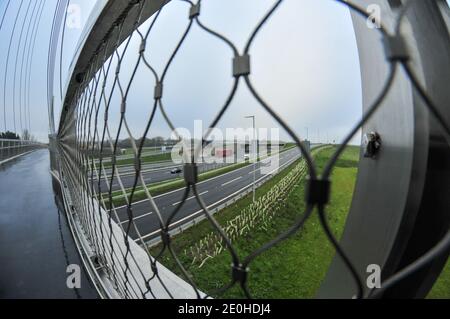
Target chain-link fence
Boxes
[53,0,450,299]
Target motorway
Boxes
[95,160,230,192]
[95,149,296,192]
[110,147,302,242]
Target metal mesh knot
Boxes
[306,177,331,206]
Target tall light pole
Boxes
[245,115,257,202]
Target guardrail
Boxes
[0,138,46,165]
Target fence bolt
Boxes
[90,255,103,269]
[75,72,84,83]
[363,132,381,159]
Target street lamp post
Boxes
[245,115,257,202]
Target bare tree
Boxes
[21,130,36,141]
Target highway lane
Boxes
[110,148,302,242]
[94,160,230,192]
[94,150,297,192]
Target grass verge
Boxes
[427,257,450,298]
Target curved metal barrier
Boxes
[50,0,450,299]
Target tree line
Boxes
[0,130,36,141]
[117,137,178,149]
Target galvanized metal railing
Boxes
[0,138,45,164]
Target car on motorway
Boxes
[170,167,182,174]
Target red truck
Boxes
[215,149,233,158]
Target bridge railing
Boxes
[0,138,46,164]
[52,0,450,299]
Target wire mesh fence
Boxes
[54,0,450,299]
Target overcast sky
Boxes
[0,0,367,144]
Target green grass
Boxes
[282,143,296,151]
[427,258,450,299]
[150,145,359,298]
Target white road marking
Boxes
[172,191,208,206]
[221,176,242,187]
[119,211,154,225]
